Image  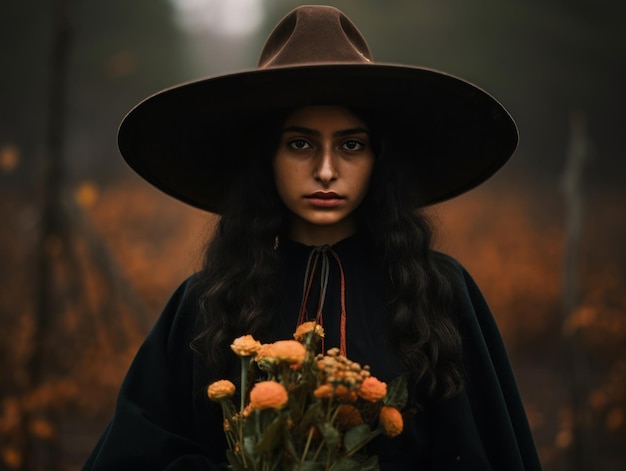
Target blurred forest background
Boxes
[1,0,625,469]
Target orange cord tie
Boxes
[296,246,347,356]
[329,250,347,357]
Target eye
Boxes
[340,139,364,151]
[288,139,311,150]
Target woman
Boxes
[84,5,542,470]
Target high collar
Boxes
[277,232,368,259]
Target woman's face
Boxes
[273,105,375,246]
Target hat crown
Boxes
[119,5,518,213]
[258,5,373,68]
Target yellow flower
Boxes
[358,376,387,402]
[230,335,262,357]
[293,321,325,341]
[270,340,306,364]
[249,381,289,410]
[379,406,403,437]
[207,380,236,401]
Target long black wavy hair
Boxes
[191,108,464,402]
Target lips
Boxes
[305,191,344,207]
[308,191,342,199]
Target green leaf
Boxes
[329,456,361,471]
[243,411,258,437]
[225,450,248,471]
[243,435,257,458]
[281,427,299,461]
[298,461,326,471]
[357,454,381,471]
[343,424,372,453]
[255,416,284,453]
[287,384,311,423]
[383,375,408,409]
[319,422,341,448]
[293,402,323,436]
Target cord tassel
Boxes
[296,246,347,356]
[329,250,347,357]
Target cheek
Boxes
[272,156,283,183]
[355,159,375,193]
[272,157,296,199]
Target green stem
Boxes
[241,356,251,413]
[324,396,334,422]
[256,410,266,471]
[325,446,332,471]
[312,436,324,463]
[298,426,315,469]
[329,405,341,425]
[239,356,251,468]
[344,429,383,458]
[220,402,237,451]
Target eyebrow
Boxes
[281,126,370,137]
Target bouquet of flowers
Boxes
[206,322,408,471]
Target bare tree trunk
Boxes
[22,1,73,470]
[19,1,154,467]
[560,110,593,471]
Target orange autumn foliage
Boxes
[1,176,626,469]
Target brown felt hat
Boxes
[118,5,518,214]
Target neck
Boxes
[287,218,357,246]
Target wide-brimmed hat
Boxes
[118,4,518,214]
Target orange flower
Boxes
[270,340,307,364]
[242,404,253,418]
[335,384,358,402]
[313,383,333,399]
[293,321,325,342]
[207,380,236,401]
[358,376,387,402]
[379,406,403,437]
[256,343,276,361]
[230,335,262,357]
[336,404,364,429]
[249,381,289,410]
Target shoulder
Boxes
[157,273,203,323]
[163,272,203,310]
[144,273,204,356]
[430,250,474,287]
[429,250,490,317]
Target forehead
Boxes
[282,105,368,129]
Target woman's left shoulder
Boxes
[429,250,487,308]
[430,250,471,284]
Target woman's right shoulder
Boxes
[146,272,206,340]
[161,272,203,312]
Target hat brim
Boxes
[118,63,518,213]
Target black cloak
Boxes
[83,235,542,470]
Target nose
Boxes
[313,147,338,184]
